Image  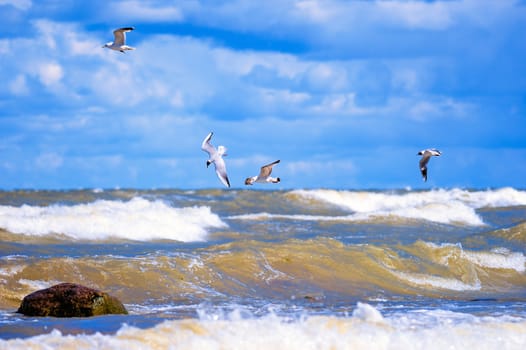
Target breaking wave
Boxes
[2,304,526,350]
[288,187,526,226]
[0,197,227,242]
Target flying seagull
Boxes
[103,27,135,53]
[201,132,230,188]
[417,149,441,182]
[245,160,281,185]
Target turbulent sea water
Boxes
[0,187,525,349]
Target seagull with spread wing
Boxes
[417,149,441,182]
[103,27,135,53]
[245,160,281,185]
[201,132,230,188]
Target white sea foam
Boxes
[352,302,385,323]
[289,188,526,226]
[2,304,526,350]
[424,242,526,273]
[228,206,481,225]
[228,212,364,222]
[463,249,526,273]
[0,197,227,242]
[393,270,482,291]
[17,279,62,291]
[0,265,25,278]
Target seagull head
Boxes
[244,177,255,185]
[206,160,212,168]
[102,42,112,49]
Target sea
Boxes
[0,187,525,349]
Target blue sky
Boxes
[0,0,525,190]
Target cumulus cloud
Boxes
[0,16,506,121]
[37,62,63,86]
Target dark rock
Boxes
[17,283,127,317]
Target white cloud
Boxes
[33,20,59,50]
[213,46,304,78]
[68,35,104,56]
[170,91,185,108]
[108,0,183,22]
[407,97,473,121]
[258,88,310,105]
[311,93,371,116]
[0,0,31,11]
[37,62,63,86]
[304,63,349,92]
[376,1,454,30]
[9,74,29,95]
[294,0,334,23]
[1,18,483,127]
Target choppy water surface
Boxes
[0,188,525,349]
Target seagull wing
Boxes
[113,27,134,46]
[201,132,216,156]
[258,160,280,178]
[214,157,230,188]
[430,149,442,156]
[420,166,428,182]
[419,152,432,181]
[419,153,431,170]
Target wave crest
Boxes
[288,188,526,226]
[0,197,226,242]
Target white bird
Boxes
[417,149,441,182]
[103,27,135,53]
[245,160,281,185]
[201,132,230,188]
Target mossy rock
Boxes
[17,283,127,317]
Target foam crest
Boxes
[393,271,481,291]
[463,249,526,273]
[229,207,482,225]
[423,242,526,273]
[228,212,360,221]
[290,188,526,225]
[2,307,526,350]
[0,197,226,242]
[352,302,385,323]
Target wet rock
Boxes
[17,283,127,317]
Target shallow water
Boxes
[0,188,525,349]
